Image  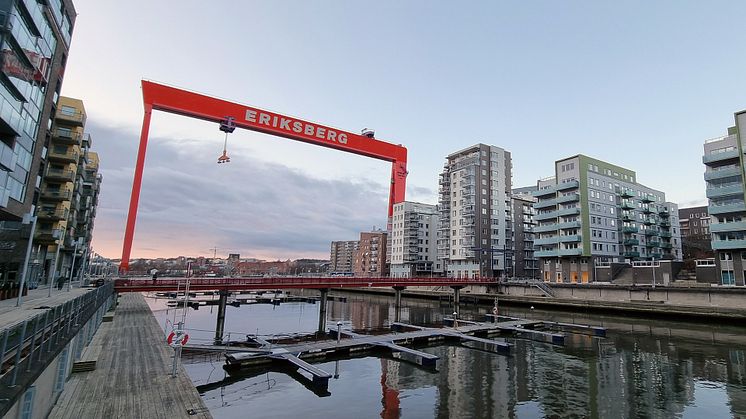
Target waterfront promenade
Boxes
[0,285,89,330]
[48,293,211,419]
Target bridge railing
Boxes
[114,276,499,289]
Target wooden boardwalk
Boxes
[48,293,211,419]
[0,287,89,330]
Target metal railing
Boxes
[0,282,114,416]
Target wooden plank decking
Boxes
[48,293,212,419]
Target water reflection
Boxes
[144,291,746,418]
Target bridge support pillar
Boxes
[214,290,229,345]
[393,286,406,323]
[317,288,330,335]
[451,286,464,311]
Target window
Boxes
[20,386,35,419]
[55,347,69,392]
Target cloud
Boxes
[87,121,392,259]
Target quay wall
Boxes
[339,283,746,321]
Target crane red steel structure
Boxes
[120,81,408,273]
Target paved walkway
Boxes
[0,283,90,330]
[48,293,212,419]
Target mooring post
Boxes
[393,286,406,323]
[214,289,229,345]
[318,288,329,334]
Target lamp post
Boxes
[48,229,65,297]
[67,238,82,292]
[652,257,656,289]
[16,213,37,307]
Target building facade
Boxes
[35,97,100,287]
[353,230,388,277]
[678,205,712,260]
[0,0,77,287]
[437,144,512,278]
[702,114,746,286]
[330,240,358,274]
[389,201,440,278]
[512,193,538,279]
[534,155,682,283]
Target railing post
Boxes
[0,328,9,373]
[10,320,28,386]
[26,315,41,372]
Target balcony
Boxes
[40,189,72,201]
[706,184,744,199]
[621,201,635,210]
[53,130,83,146]
[533,188,556,198]
[622,214,634,222]
[557,180,579,191]
[712,239,746,250]
[48,149,80,164]
[556,207,581,217]
[559,235,582,243]
[557,221,582,230]
[661,243,673,249]
[535,211,558,221]
[624,251,640,258]
[642,207,654,215]
[643,218,655,226]
[38,208,68,221]
[643,230,658,236]
[641,195,654,203]
[535,250,559,258]
[660,220,671,227]
[659,231,672,238]
[709,202,746,215]
[534,198,559,210]
[36,228,63,244]
[704,166,742,181]
[558,248,583,256]
[646,241,660,247]
[650,253,663,259]
[557,193,580,204]
[56,109,86,126]
[534,224,558,233]
[703,149,740,164]
[623,239,639,246]
[622,226,639,234]
[45,167,76,183]
[658,209,670,217]
[534,236,560,245]
[710,221,746,233]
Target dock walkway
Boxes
[48,293,211,419]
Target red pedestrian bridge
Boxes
[113,276,497,293]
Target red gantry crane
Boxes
[120,81,408,273]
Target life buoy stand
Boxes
[167,331,189,346]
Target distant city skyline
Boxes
[61,1,746,259]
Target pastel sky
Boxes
[61,1,746,260]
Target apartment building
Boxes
[534,155,682,283]
[35,97,100,285]
[0,0,76,286]
[330,240,358,274]
[437,144,512,278]
[353,230,388,277]
[702,113,746,285]
[512,193,538,279]
[389,201,440,278]
[678,206,712,260]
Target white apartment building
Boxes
[437,144,512,278]
[389,201,440,277]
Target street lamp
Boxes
[652,256,656,289]
[68,238,83,291]
[16,213,37,307]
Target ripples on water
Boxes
[145,291,746,418]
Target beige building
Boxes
[330,240,358,274]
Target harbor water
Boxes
[145,290,746,418]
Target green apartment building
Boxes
[702,110,746,286]
[533,155,682,283]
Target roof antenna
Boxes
[218,116,236,164]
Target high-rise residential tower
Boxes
[534,155,682,283]
[437,144,512,278]
[512,192,538,279]
[703,113,746,285]
[330,240,358,274]
[389,201,440,278]
[0,0,77,285]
